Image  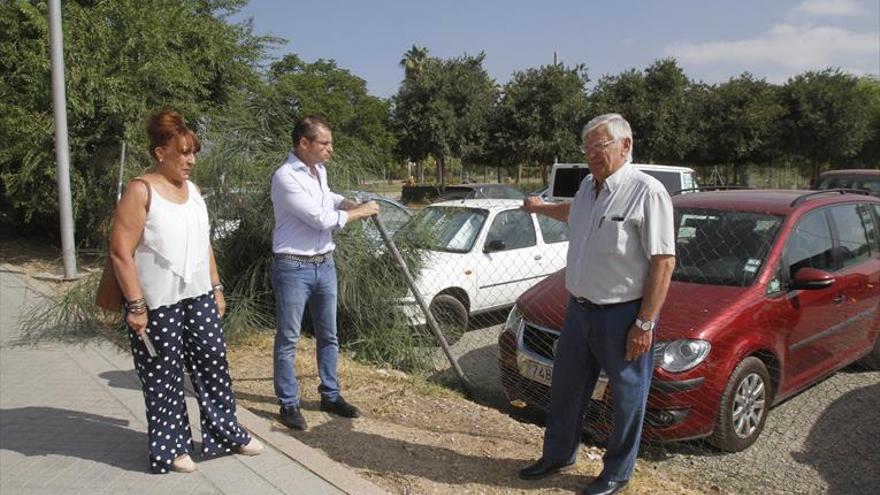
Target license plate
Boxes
[520,360,553,387]
[519,359,608,400]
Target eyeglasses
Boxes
[579,138,618,154]
[311,139,333,148]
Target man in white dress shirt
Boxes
[270,115,379,431]
[519,113,676,495]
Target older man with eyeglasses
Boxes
[270,115,380,431]
[520,113,676,495]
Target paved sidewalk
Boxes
[0,266,387,495]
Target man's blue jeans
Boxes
[541,296,653,483]
[271,257,340,407]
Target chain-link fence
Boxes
[32,161,874,494]
[388,192,880,495]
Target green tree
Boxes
[780,69,873,179]
[0,0,267,245]
[591,59,699,164]
[490,63,589,184]
[392,52,498,188]
[265,54,396,172]
[699,73,784,183]
[590,69,649,152]
[853,76,880,169]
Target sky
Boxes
[234,0,880,99]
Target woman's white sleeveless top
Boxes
[134,180,212,309]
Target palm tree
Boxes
[399,45,429,80]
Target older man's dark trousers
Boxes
[540,296,653,483]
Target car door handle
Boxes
[832,294,846,304]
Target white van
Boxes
[545,162,698,200]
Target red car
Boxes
[498,189,880,451]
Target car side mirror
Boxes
[790,267,835,290]
[484,239,506,253]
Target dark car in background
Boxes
[499,189,880,451]
[401,183,525,204]
[437,183,526,201]
[813,169,880,197]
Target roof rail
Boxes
[790,188,870,207]
[672,185,753,195]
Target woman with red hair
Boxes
[109,109,262,474]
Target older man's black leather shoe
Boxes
[279,406,307,431]
[320,396,361,418]
[577,479,628,495]
[518,458,575,480]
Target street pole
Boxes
[48,0,77,279]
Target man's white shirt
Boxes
[565,162,676,304]
[271,152,348,255]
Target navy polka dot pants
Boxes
[127,291,251,474]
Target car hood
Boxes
[517,270,752,340]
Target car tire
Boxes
[708,356,772,452]
[429,294,468,345]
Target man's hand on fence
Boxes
[347,200,380,221]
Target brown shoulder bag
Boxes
[95,178,151,312]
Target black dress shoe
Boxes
[518,457,575,480]
[320,396,361,418]
[279,405,307,430]
[577,479,628,495]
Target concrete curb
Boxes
[235,407,388,495]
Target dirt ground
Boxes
[228,334,726,495]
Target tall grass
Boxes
[17,272,127,346]
[21,106,435,371]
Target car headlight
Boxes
[655,339,710,373]
[504,305,523,334]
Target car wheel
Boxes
[429,294,468,345]
[708,356,772,452]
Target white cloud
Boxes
[667,24,878,71]
[793,0,861,16]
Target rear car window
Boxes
[829,204,871,268]
[868,204,880,254]
[642,170,681,193]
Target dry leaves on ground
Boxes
[228,333,724,495]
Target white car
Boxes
[399,199,569,342]
[537,162,699,200]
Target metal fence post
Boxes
[370,214,475,397]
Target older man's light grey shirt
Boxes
[565,162,675,304]
[271,152,348,255]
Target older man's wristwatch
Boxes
[635,318,655,332]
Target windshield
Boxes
[674,208,784,287]
[402,206,488,253]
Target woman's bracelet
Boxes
[127,298,147,315]
[212,283,224,293]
